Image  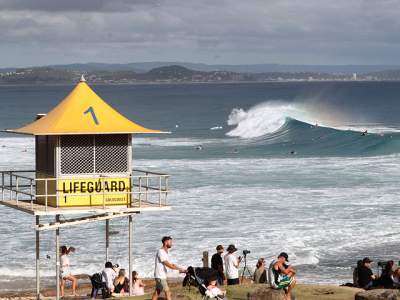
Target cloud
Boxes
[0,0,160,12]
[1,0,400,66]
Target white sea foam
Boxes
[2,138,400,286]
[226,102,400,138]
[132,137,221,147]
[226,102,317,138]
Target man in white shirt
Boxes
[152,236,186,300]
[102,262,118,293]
[224,244,241,285]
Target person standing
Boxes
[151,236,186,300]
[224,244,241,285]
[60,246,77,297]
[211,245,225,285]
[102,262,118,295]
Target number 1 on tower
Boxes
[84,106,99,125]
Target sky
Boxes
[0,0,400,67]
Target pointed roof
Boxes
[7,78,166,135]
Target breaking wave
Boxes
[225,102,400,156]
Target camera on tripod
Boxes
[240,250,252,282]
[377,261,390,268]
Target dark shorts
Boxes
[227,278,240,285]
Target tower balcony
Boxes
[0,169,170,217]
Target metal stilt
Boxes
[36,216,40,300]
[56,215,60,300]
[128,215,133,296]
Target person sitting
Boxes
[353,260,363,287]
[379,261,394,289]
[253,258,267,284]
[391,268,400,288]
[206,276,227,299]
[268,252,296,300]
[131,271,145,296]
[113,269,129,295]
[357,257,376,290]
[102,262,117,296]
[60,246,77,297]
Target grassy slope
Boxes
[118,284,362,300]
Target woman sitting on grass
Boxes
[379,260,394,289]
[253,258,267,284]
[131,271,145,296]
[113,269,129,295]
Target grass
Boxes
[118,283,363,300]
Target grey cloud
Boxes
[1,0,400,66]
[0,0,160,12]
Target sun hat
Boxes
[227,244,237,252]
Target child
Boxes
[206,277,227,299]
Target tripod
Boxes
[240,253,253,283]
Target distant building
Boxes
[352,73,357,80]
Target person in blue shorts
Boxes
[268,252,296,300]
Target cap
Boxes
[363,257,373,264]
[216,245,224,251]
[227,244,237,252]
[162,236,172,243]
[278,252,289,262]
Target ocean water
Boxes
[1,82,400,290]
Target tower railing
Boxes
[0,169,169,211]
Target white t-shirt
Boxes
[102,268,117,290]
[224,253,239,279]
[154,248,169,279]
[207,286,223,298]
[60,254,71,276]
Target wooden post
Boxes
[36,216,40,300]
[202,251,209,268]
[56,215,60,300]
[106,219,109,262]
[128,215,133,296]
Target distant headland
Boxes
[1,62,400,84]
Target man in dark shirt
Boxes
[211,245,225,285]
[357,257,376,289]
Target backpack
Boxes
[91,272,103,289]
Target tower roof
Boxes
[7,80,166,135]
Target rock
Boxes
[249,287,287,300]
[355,289,399,300]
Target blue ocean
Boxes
[1,82,400,290]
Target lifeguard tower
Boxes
[0,76,170,299]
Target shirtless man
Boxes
[270,252,296,300]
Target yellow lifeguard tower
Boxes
[0,76,170,299]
